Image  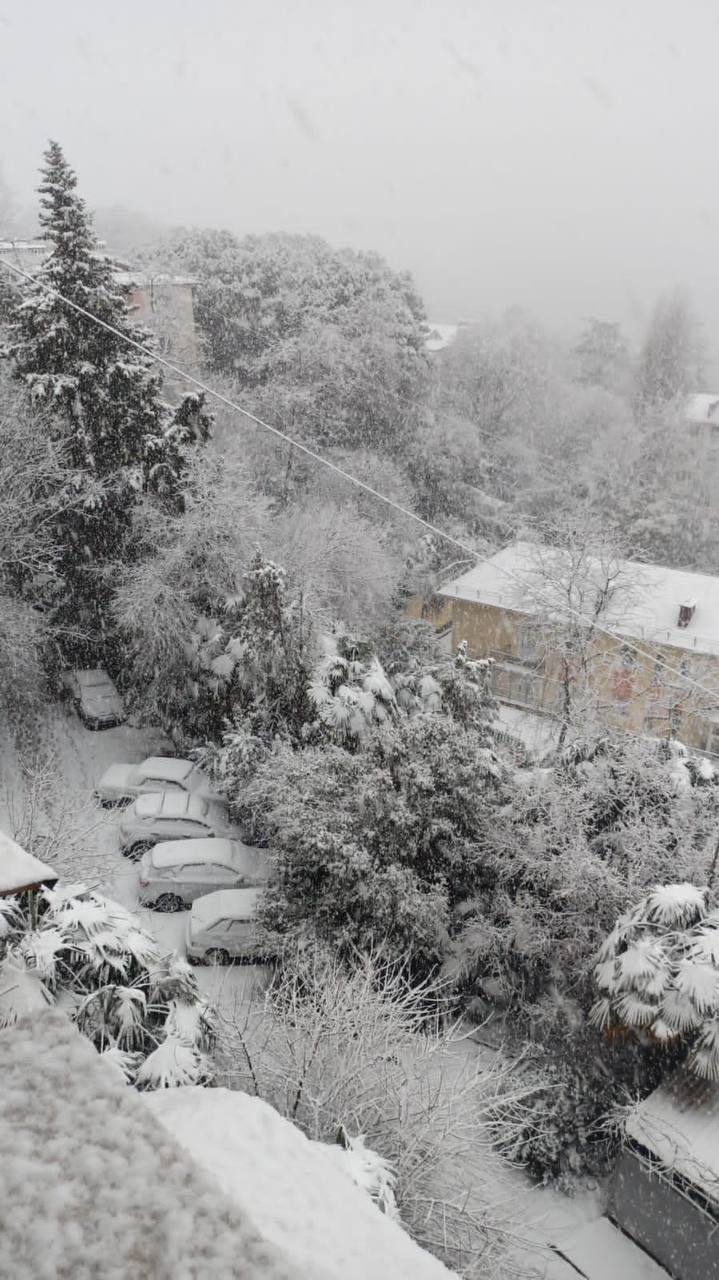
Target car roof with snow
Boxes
[134,791,207,819]
[191,888,262,926]
[151,838,271,876]
[139,757,194,781]
[75,668,112,687]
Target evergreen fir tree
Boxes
[4,141,210,653]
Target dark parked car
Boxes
[62,668,125,730]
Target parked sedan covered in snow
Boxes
[137,838,271,910]
[95,757,221,807]
[118,791,235,859]
[186,889,272,964]
[62,668,125,730]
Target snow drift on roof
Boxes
[0,831,57,895]
[440,541,719,657]
[144,1086,455,1279]
[0,1011,307,1280]
[624,1067,719,1205]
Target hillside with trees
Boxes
[2,139,719,1278]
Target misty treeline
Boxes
[2,143,719,1199]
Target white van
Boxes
[185,889,272,964]
[138,838,271,911]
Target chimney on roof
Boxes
[678,599,697,629]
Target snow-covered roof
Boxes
[686,393,719,426]
[440,541,719,657]
[0,1011,307,1280]
[625,1068,719,1205]
[114,270,199,288]
[191,888,262,925]
[424,323,459,353]
[0,239,51,253]
[0,831,57,895]
[144,1086,455,1279]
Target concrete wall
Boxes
[610,1148,719,1280]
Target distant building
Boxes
[0,237,199,367]
[415,540,719,754]
[114,268,199,367]
[686,392,719,430]
[609,1068,719,1280]
[423,321,472,354]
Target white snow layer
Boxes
[0,1011,307,1280]
[0,830,57,893]
[144,1086,456,1280]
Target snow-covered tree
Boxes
[309,632,397,746]
[153,227,428,454]
[0,376,69,712]
[591,883,719,1080]
[0,883,214,1089]
[636,289,703,410]
[571,318,632,395]
[4,141,210,650]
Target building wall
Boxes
[404,592,454,632]
[447,597,719,753]
[610,1149,719,1280]
[128,278,199,368]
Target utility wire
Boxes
[2,252,719,711]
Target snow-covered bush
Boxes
[215,945,534,1277]
[447,733,718,1024]
[308,632,396,745]
[245,706,507,973]
[0,884,214,1088]
[591,882,719,1080]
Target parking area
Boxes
[0,705,270,1013]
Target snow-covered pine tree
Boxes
[5,141,210,651]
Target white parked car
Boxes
[62,668,125,730]
[185,888,273,964]
[94,756,221,807]
[118,791,236,860]
[137,838,271,911]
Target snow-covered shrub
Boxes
[245,708,508,973]
[0,884,214,1088]
[448,733,718,1024]
[215,945,534,1277]
[327,1126,399,1220]
[591,882,719,1080]
[308,632,396,745]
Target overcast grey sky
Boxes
[3,0,719,354]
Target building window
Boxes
[518,625,540,663]
[620,644,636,668]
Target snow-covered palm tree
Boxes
[591,883,719,1080]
